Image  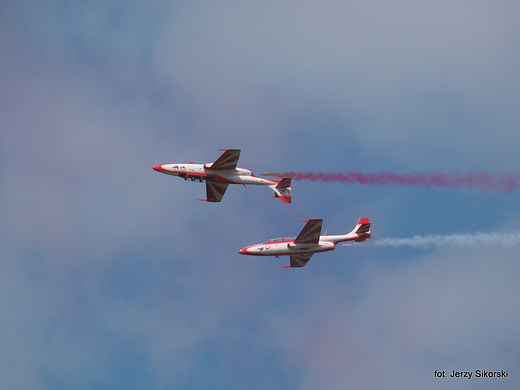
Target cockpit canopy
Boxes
[263,237,295,244]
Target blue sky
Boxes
[1,1,520,389]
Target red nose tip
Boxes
[153,165,164,172]
[238,248,247,254]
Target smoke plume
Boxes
[263,171,518,193]
[373,231,520,248]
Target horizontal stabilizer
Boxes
[276,178,292,188]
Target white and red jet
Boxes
[153,149,292,203]
[239,218,371,267]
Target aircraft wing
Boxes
[208,149,241,170]
[294,219,322,244]
[283,253,313,268]
[205,183,229,202]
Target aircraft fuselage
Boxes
[239,238,336,256]
[153,163,278,186]
[238,217,371,267]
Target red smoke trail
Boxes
[263,171,518,193]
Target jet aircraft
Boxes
[153,149,292,202]
[238,218,371,267]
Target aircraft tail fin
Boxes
[270,178,292,203]
[349,217,371,242]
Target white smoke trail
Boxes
[372,231,520,249]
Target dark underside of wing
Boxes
[294,219,322,244]
[210,149,241,170]
[288,253,313,268]
[206,183,229,202]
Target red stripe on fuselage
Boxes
[173,171,280,185]
[238,241,336,256]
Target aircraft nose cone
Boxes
[238,248,247,254]
[152,165,163,172]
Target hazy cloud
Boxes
[1,1,519,389]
